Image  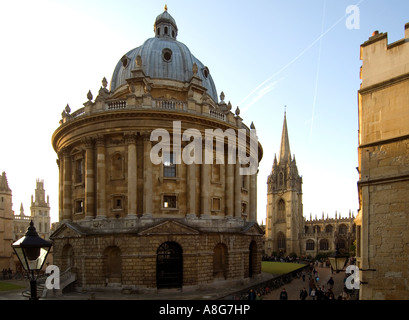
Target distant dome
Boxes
[110,7,218,102]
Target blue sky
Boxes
[1,0,408,224]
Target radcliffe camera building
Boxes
[50,8,263,292]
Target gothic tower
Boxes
[265,113,303,256]
[30,179,51,239]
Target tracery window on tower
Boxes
[277,232,286,250]
[279,172,284,186]
[277,199,285,221]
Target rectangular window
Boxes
[212,198,221,211]
[163,153,176,177]
[163,195,177,209]
[113,197,123,210]
[75,200,84,213]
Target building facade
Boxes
[265,114,355,258]
[301,211,356,258]
[0,173,53,272]
[50,8,263,292]
[0,172,14,270]
[356,23,409,300]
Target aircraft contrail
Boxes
[239,0,365,114]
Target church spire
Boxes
[279,109,291,164]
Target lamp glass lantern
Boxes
[328,246,349,273]
[11,220,52,277]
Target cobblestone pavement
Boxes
[262,266,347,300]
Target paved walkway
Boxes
[1,266,351,300]
[262,266,347,300]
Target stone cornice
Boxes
[52,109,263,160]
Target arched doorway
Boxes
[103,246,122,285]
[248,241,257,278]
[156,242,183,289]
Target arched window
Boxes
[338,224,347,235]
[277,199,285,221]
[320,239,329,251]
[325,225,333,233]
[306,239,315,251]
[337,239,346,249]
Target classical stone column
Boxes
[186,162,196,218]
[249,171,257,222]
[62,148,72,221]
[201,140,210,218]
[125,133,137,218]
[96,135,106,219]
[225,161,234,219]
[234,159,241,220]
[142,133,152,218]
[57,153,63,221]
[84,137,95,219]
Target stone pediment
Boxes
[242,222,264,235]
[50,222,85,239]
[138,220,200,236]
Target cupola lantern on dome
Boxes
[154,5,178,39]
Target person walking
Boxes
[248,289,256,300]
[327,276,334,290]
[279,288,288,300]
[299,287,308,300]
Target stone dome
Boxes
[110,7,218,102]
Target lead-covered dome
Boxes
[110,7,218,102]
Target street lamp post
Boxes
[11,220,52,300]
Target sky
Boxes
[1,0,408,224]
